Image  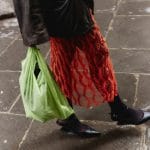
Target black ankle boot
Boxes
[56,114,100,137]
[108,95,150,125]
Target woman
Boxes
[13,0,150,137]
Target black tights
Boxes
[108,94,128,113]
[67,98,73,108]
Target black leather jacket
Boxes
[13,0,94,46]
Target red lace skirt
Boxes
[49,17,118,108]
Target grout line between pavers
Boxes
[0,35,20,57]
[115,71,150,76]
[18,120,34,150]
[109,48,150,51]
[0,111,25,117]
[133,74,140,107]
[0,70,21,72]
[8,94,21,113]
[45,50,50,60]
[70,69,150,76]
[117,14,150,17]
[105,0,123,39]
[95,9,114,13]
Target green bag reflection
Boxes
[19,47,74,122]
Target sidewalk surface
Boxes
[0,0,14,19]
[0,0,150,150]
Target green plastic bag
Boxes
[19,47,74,122]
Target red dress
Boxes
[49,15,118,108]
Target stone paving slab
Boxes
[0,18,19,40]
[94,0,118,11]
[115,73,137,107]
[0,38,13,54]
[19,120,145,150]
[95,12,113,36]
[0,114,31,150]
[0,40,49,71]
[0,72,20,112]
[110,50,150,73]
[0,16,19,54]
[10,96,25,115]
[135,75,150,109]
[0,39,26,71]
[75,103,112,122]
[107,16,150,48]
[118,0,150,15]
[146,127,150,150]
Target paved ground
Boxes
[0,0,150,150]
[0,0,14,19]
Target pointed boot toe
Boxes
[77,124,101,137]
[137,111,150,125]
[61,123,101,137]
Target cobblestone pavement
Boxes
[0,0,150,150]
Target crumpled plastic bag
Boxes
[19,47,74,122]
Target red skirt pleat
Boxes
[49,17,118,108]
